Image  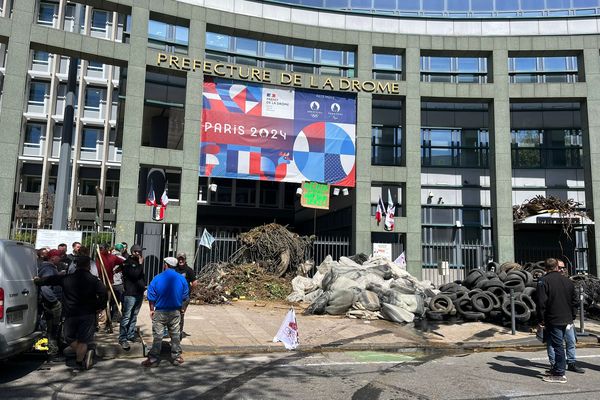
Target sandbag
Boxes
[286,291,305,303]
[339,256,364,268]
[325,289,356,315]
[380,303,415,323]
[291,276,317,294]
[305,291,331,315]
[346,309,382,320]
[365,264,393,280]
[311,271,325,288]
[317,255,337,274]
[354,290,380,311]
[330,275,364,291]
[304,288,323,304]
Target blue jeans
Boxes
[546,325,567,375]
[118,295,143,343]
[548,324,576,365]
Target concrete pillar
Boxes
[0,0,35,237]
[489,49,514,263]
[114,5,149,245]
[404,46,422,277]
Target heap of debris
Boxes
[290,255,434,324]
[190,224,312,304]
[513,195,584,233]
[230,223,315,277]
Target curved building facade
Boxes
[1,0,599,279]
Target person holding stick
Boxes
[96,244,124,332]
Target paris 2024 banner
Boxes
[200,78,356,187]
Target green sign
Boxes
[301,182,330,210]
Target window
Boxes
[29,81,48,103]
[38,1,57,26]
[235,180,257,206]
[148,17,189,54]
[421,55,488,83]
[85,87,102,109]
[260,181,279,207]
[91,10,108,32]
[205,31,355,77]
[421,128,489,168]
[511,129,582,168]
[509,56,579,83]
[370,185,403,217]
[373,53,402,80]
[32,50,50,66]
[372,126,402,166]
[87,60,104,72]
[81,128,99,149]
[25,124,44,144]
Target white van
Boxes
[0,240,41,360]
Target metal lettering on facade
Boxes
[156,53,401,94]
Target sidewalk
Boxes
[94,300,600,359]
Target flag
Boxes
[384,189,395,231]
[394,252,406,269]
[199,228,215,249]
[375,195,385,225]
[146,180,156,206]
[273,308,299,350]
[160,188,169,206]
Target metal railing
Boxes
[10,223,115,250]
[193,232,351,273]
[422,241,493,287]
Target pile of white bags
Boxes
[288,255,436,324]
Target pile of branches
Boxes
[229,223,314,277]
[513,195,584,235]
[571,274,600,320]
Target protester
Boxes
[545,260,584,374]
[537,257,579,383]
[71,241,82,256]
[118,244,146,350]
[37,249,64,359]
[96,243,125,327]
[68,246,99,277]
[57,243,70,272]
[175,252,198,339]
[35,256,107,370]
[111,245,126,322]
[142,257,189,367]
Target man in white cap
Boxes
[141,257,189,367]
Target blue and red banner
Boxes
[200,78,356,187]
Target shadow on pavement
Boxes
[0,353,48,384]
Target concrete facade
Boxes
[1,0,599,276]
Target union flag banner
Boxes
[200,78,356,187]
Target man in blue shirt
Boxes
[141,257,189,367]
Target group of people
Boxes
[537,258,585,383]
[34,241,198,370]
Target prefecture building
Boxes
[1,0,599,280]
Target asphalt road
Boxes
[1,346,600,399]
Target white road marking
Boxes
[282,360,419,367]
[527,354,600,361]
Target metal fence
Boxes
[134,223,179,284]
[422,241,493,287]
[193,232,351,273]
[10,223,115,250]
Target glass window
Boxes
[81,128,98,149]
[25,124,44,144]
[38,2,56,24]
[547,0,572,8]
[148,20,168,41]
[447,0,469,10]
[512,57,537,72]
[85,87,102,108]
[521,0,545,10]
[374,54,399,70]
[29,82,48,102]
[235,38,258,56]
[33,51,50,64]
[174,26,189,46]
[457,58,482,72]
[320,50,343,65]
[398,0,420,10]
[543,57,571,72]
[496,0,519,10]
[423,0,444,10]
[205,32,229,51]
[573,0,598,7]
[428,57,452,72]
[264,42,286,59]
[471,0,493,10]
[91,10,108,30]
[259,181,279,207]
[292,46,314,62]
[373,0,397,10]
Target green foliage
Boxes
[265,282,288,299]
[12,231,36,244]
[82,232,114,249]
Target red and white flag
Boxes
[384,189,395,231]
[160,188,169,207]
[273,308,299,350]
[375,195,386,225]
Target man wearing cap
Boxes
[175,252,198,339]
[38,249,64,359]
[142,257,189,367]
[35,256,107,370]
[118,244,146,350]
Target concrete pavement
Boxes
[93,300,600,359]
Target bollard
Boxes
[510,288,516,335]
[579,285,585,335]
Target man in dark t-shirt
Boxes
[175,252,197,339]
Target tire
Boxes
[519,293,536,313]
[522,286,536,297]
[484,290,502,310]
[499,262,522,273]
[429,294,454,314]
[506,270,527,284]
[474,278,490,289]
[460,311,486,321]
[463,269,486,288]
[479,279,505,291]
[439,282,461,292]
[486,261,500,272]
[498,271,508,281]
[502,299,531,322]
[488,286,506,301]
[455,296,473,315]
[426,310,447,321]
[486,271,499,280]
[504,279,525,293]
[468,288,483,297]
[471,292,494,313]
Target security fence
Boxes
[422,241,493,287]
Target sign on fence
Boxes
[35,229,82,250]
[301,181,330,209]
[372,243,392,261]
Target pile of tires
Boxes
[426,261,539,323]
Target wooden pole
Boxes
[95,245,122,314]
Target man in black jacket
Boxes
[537,257,578,383]
[118,244,146,350]
[36,256,107,370]
[37,249,64,359]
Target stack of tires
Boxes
[427,261,542,324]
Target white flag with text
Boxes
[273,308,299,350]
